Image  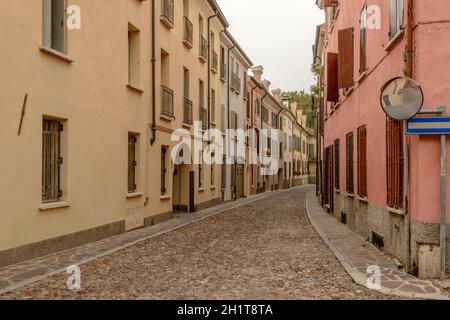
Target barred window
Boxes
[128,134,138,193]
[387,119,404,209]
[346,132,354,194]
[42,119,63,203]
[357,125,368,198]
[161,147,168,195]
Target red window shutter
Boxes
[338,27,355,89]
[324,0,339,7]
[327,52,339,102]
[357,125,367,197]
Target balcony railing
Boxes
[161,0,174,26]
[199,36,208,62]
[211,50,218,73]
[183,98,193,125]
[161,85,174,118]
[183,16,193,47]
[199,106,207,130]
[231,73,241,93]
[220,63,227,80]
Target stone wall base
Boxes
[330,192,450,279]
[0,211,173,268]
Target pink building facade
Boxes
[316,0,450,278]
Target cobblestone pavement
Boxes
[2,185,401,300]
[306,192,448,300]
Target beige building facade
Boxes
[0,0,316,267]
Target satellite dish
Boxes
[380,77,424,120]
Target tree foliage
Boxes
[284,90,316,129]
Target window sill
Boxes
[127,84,144,94]
[39,201,71,211]
[346,193,355,199]
[210,186,216,190]
[160,195,171,201]
[356,71,368,84]
[160,16,174,29]
[198,188,205,193]
[387,206,405,216]
[199,56,208,64]
[39,46,75,63]
[182,123,192,129]
[182,39,194,49]
[384,30,405,52]
[358,196,368,203]
[127,192,144,199]
[160,113,175,122]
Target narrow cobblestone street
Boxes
[1,186,399,300]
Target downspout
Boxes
[150,0,156,146]
[250,86,257,189]
[207,12,218,133]
[404,0,414,273]
[226,44,236,199]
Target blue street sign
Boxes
[406,117,450,135]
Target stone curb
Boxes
[305,191,449,300]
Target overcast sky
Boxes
[216,0,324,92]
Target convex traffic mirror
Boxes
[380,77,424,121]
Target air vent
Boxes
[372,231,384,249]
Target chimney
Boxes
[252,66,264,83]
[271,89,281,102]
[262,79,271,91]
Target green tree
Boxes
[284,90,316,129]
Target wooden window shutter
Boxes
[338,27,354,89]
[324,0,339,7]
[327,52,339,102]
[346,132,354,194]
[357,125,368,197]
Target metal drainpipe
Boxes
[207,13,217,133]
[150,0,156,146]
[404,0,414,273]
[226,44,236,199]
[441,135,447,280]
[250,86,257,187]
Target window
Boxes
[199,80,206,130]
[211,89,216,123]
[42,119,63,202]
[359,5,367,74]
[183,67,192,125]
[128,134,138,194]
[346,132,354,194]
[389,0,404,39]
[161,147,168,195]
[183,67,190,99]
[198,151,203,188]
[211,153,215,186]
[357,125,368,198]
[334,139,340,190]
[161,50,173,117]
[43,0,66,53]
[128,24,141,86]
[387,119,404,209]
[161,0,175,26]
